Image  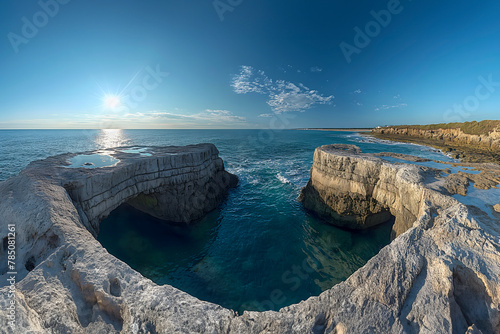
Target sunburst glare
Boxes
[103,94,122,110]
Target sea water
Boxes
[0,129,453,313]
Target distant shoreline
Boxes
[296,128,373,132]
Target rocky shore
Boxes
[1,143,499,333]
[371,124,500,163]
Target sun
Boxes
[104,95,121,109]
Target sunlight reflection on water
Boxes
[95,129,129,149]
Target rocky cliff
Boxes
[1,144,499,333]
[299,144,453,238]
[59,145,238,236]
[373,126,500,149]
[372,126,500,162]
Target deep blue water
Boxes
[0,129,452,313]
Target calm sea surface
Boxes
[0,129,452,313]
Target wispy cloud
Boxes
[129,109,246,124]
[232,66,271,94]
[0,109,247,129]
[353,89,362,94]
[258,113,273,118]
[310,66,323,72]
[374,103,408,111]
[232,66,334,113]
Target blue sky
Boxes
[1,0,500,129]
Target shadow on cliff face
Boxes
[298,180,395,236]
[116,172,238,229]
[453,265,500,333]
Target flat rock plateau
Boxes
[1,143,499,333]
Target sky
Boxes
[1,0,500,129]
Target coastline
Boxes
[296,128,373,132]
[368,124,500,164]
[360,132,451,156]
[2,139,500,332]
[365,132,500,164]
[361,131,500,197]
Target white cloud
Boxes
[356,102,363,106]
[310,66,323,72]
[231,65,271,94]
[393,94,401,99]
[353,89,362,94]
[267,81,334,113]
[374,103,408,111]
[231,66,334,113]
[202,109,246,122]
[258,113,273,118]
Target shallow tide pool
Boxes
[65,153,119,168]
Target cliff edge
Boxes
[1,144,499,333]
[371,121,500,163]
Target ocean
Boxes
[0,129,453,313]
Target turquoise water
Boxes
[100,204,394,313]
[65,153,120,168]
[119,147,152,156]
[0,129,452,313]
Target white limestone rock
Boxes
[0,143,498,333]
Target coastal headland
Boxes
[1,142,499,333]
[296,128,373,132]
[370,120,500,163]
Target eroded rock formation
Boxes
[299,144,449,237]
[0,143,499,333]
[373,126,500,151]
[372,126,500,163]
[58,145,238,235]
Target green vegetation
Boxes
[389,120,500,136]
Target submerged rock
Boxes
[1,143,499,333]
[444,173,470,196]
[494,204,500,213]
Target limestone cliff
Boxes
[299,144,452,238]
[0,144,499,333]
[58,144,238,235]
[373,126,500,149]
[372,126,500,162]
